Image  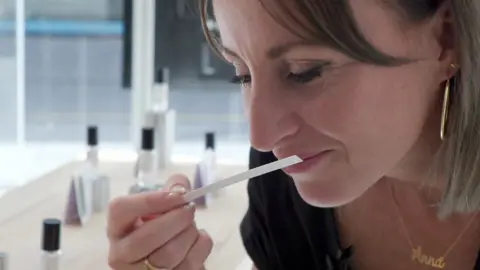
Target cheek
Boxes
[301,65,434,174]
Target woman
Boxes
[107,0,480,269]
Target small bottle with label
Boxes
[130,128,160,194]
[193,132,218,207]
[87,126,110,213]
[41,218,61,270]
[86,126,99,167]
[203,132,218,196]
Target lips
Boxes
[277,150,332,174]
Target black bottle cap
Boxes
[42,218,61,252]
[141,128,154,151]
[155,67,170,84]
[205,132,215,150]
[87,126,98,146]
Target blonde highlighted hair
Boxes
[198,0,480,217]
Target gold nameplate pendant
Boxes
[411,246,446,269]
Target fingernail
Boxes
[184,202,196,209]
[169,185,187,195]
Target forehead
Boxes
[212,0,300,54]
[211,0,405,60]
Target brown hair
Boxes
[199,0,480,217]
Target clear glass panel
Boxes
[156,6,249,145]
[156,7,250,162]
[25,0,129,143]
[0,0,19,142]
[170,82,249,143]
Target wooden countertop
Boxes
[0,162,249,270]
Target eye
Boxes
[230,74,252,85]
[287,66,324,84]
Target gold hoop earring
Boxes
[440,79,451,140]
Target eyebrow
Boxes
[220,41,324,60]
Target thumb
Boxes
[164,174,192,194]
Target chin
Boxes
[290,174,363,208]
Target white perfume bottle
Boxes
[130,128,161,194]
[66,127,97,224]
[41,218,61,270]
[193,132,218,207]
[86,126,110,213]
[203,132,218,196]
[0,252,8,270]
[65,126,110,226]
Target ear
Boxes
[432,2,458,80]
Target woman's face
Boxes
[213,0,452,207]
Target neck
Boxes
[385,100,445,207]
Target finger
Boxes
[108,250,140,270]
[107,191,187,240]
[143,174,192,222]
[115,202,196,263]
[175,230,213,270]
[147,225,199,269]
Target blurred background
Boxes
[0,0,250,194]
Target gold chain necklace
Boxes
[388,183,477,269]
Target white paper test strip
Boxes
[183,155,303,202]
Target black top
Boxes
[205,132,215,150]
[240,148,480,270]
[155,67,170,84]
[141,128,155,151]
[87,126,98,146]
[42,218,61,252]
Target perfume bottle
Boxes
[193,132,218,207]
[65,126,110,226]
[86,126,99,167]
[65,126,97,224]
[41,218,61,270]
[203,132,218,195]
[86,126,110,213]
[152,67,170,112]
[129,128,161,194]
[0,252,8,270]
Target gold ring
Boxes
[144,259,169,270]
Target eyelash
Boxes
[230,67,324,86]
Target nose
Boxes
[246,83,298,152]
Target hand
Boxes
[107,174,213,270]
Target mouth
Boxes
[281,150,332,174]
